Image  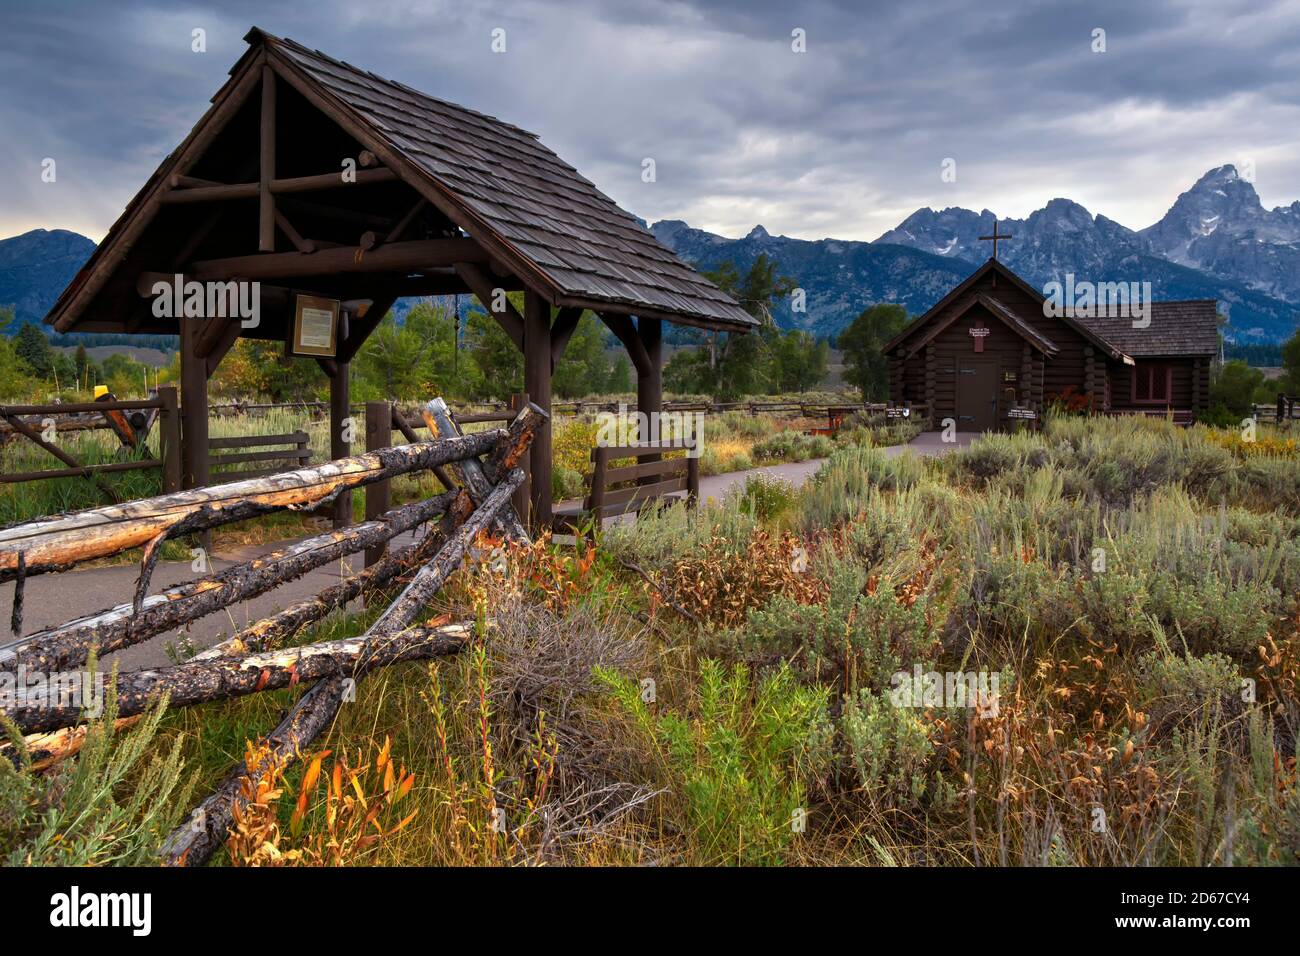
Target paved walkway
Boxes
[1,432,975,672]
[681,428,976,504]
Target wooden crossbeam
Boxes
[454,261,524,349]
[273,208,314,253]
[338,296,397,363]
[383,197,428,245]
[158,167,399,204]
[601,312,651,374]
[187,238,488,281]
[550,306,583,370]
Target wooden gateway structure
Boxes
[43,27,753,526]
[883,258,1219,430]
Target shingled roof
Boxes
[885,259,1219,361]
[1070,301,1220,357]
[258,29,753,330]
[899,292,1059,359]
[44,28,754,336]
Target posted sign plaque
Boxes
[288,295,340,358]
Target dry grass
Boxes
[8,412,1298,867]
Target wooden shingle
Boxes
[262,31,753,330]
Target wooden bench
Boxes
[208,430,311,482]
[554,443,700,531]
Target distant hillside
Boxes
[652,221,971,337]
[10,162,1300,345]
[53,344,173,368]
[0,229,95,325]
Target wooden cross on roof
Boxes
[978,219,1012,260]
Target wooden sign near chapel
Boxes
[288,294,340,358]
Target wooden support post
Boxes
[178,320,210,493]
[523,290,552,528]
[588,445,610,521]
[179,318,211,551]
[259,65,276,253]
[364,401,392,566]
[1083,346,1097,412]
[510,392,531,525]
[330,361,351,528]
[157,386,182,494]
[637,317,663,473]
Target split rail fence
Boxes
[0,388,182,502]
[0,397,545,866]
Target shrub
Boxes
[840,688,953,809]
[551,465,586,503]
[0,694,193,866]
[799,445,925,531]
[1137,650,1242,739]
[595,659,831,865]
[734,474,796,521]
[750,431,833,462]
[719,559,934,694]
[600,495,760,572]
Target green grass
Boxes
[9,412,1298,867]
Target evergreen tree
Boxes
[1280,326,1300,396]
[14,322,54,377]
[838,303,909,401]
[666,254,797,399]
[74,342,89,388]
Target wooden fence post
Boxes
[510,391,530,526]
[588,445,610,523]
[686,452,700,508]
[364,401,392,567]
[158,386,182,494]
[329,361,351,529]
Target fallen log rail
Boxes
[0,426,501,581]
[0,397,546,866]
[1,491,461,671]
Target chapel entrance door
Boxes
[956,357,999,431]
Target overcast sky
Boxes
[3,0,1299,244]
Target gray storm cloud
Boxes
[2,0,1298,243]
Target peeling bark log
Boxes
[158,415,538,868]
[193,491,474,660]
[9,552,23,637]
[160,675,342,867]
[367,468,524,638]
[2,492,459,673]
[0,429,502,581]
[423,397,530,541]
[159,473,521,867]
[8,621,474,735]
[483,402,547,485]
[2,717,142,772]
[389,404,457,491]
